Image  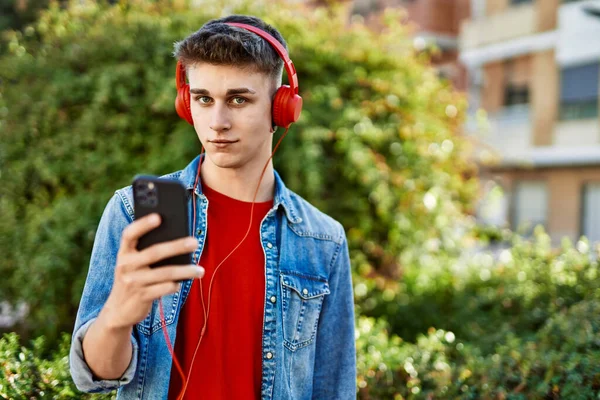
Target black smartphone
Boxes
[133,175,191,268]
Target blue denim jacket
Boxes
[69,155,357,399]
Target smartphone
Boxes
[133,175,191,268]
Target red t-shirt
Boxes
[167,182,273,400]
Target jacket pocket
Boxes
[136,292,180,336]
[280,272,330,351]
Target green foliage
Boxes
[355,229,600,398]
[363,228,600,354]
[357,301,600,400]
[0,332,114,399]
[0,0,52,35]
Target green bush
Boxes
[357,300,600,399]
[0,0,52,35]
[0,332,113,399]
[356,230,600,398]
[364,228,600,354]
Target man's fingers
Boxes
[136,265,204,286]
[134,237,198,268]
[120,214,161,251]
[141,282,182,302]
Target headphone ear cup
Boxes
[272,85,303,129]
[175,84,193,125]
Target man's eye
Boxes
[196,96,211,104]
[231,97,247,105]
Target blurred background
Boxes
[1,0,600,398]
[351,0,600,245]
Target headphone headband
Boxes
[225,22,299,95]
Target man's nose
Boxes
[209,104,232,132]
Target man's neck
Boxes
[199,155,275,203]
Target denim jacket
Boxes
[69,155,357,399]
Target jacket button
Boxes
[270,296,276,304]
[267,242,273,249]
[266,352,273,359]
[196,229,202,235]
[302,288,308,295]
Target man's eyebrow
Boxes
[226,88,256,96]
[190,88,210,95]
[189,88,257,96]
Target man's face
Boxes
[187,63,275,170]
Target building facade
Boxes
[343,0,600,244]
[461,0,600,244]
[348,0,471,89]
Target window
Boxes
[582,183,600,243]
[512,181,548,233]
[560,63,599,120]
[351,0,379,17]
[504,85,529,106]
[503,57,530,107]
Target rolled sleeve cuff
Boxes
[69,318,138,393]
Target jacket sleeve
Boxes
[311,226,357,399]
[69,192,139,393]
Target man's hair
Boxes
[174,15,287,86]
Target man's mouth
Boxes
[209,139,239,148]
[209,139,239,143]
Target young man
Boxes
[70,15,356,399]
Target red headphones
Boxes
[175,22,303,128]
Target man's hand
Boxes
[81,213,202,380]
[100,213,203,330]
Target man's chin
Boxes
[206,152,245,170]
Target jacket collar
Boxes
[178,154,302,224]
